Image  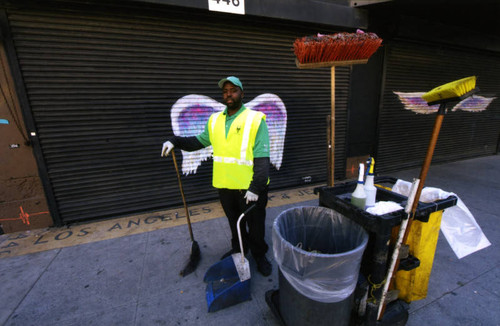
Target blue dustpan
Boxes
[203,254,251,312]
[203,205,255,312]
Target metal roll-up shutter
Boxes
[377,41,500,173]
[7,2,351,224]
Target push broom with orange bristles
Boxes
[293,30,383,185]
[294,31,383,66]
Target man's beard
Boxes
[226,99,242,111]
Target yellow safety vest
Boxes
[209,108,265,189]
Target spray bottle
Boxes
[364,157,377,209]
[351,163,367,209]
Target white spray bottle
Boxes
[364,157,377,209]
[351,163,367,209]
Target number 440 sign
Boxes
[209,0,245,15]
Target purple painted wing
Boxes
[452,95,496,112]
[245,94,287,170]
[394,92,439,114]
[395,91,495,115]
[171,95,224,175]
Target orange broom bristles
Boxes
[294,30,383,64]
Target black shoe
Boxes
[255,256,272,276]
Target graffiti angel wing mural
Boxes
[394,91,496,114]
[171,94,287,175]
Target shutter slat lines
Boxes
[377,41,500,174]
[8,3,350,223]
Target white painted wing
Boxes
[245,93,287,170]
[394,91,439,114]
[451,95,496,112]
[171,93,288,175]
[170,95,224,175]
[395,91,495,114]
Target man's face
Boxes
[222,82,244,110]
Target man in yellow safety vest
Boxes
[161,76,272,276]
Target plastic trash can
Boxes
[272,206,369,326]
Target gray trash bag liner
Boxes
[272,206,368,303]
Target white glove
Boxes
[161,141,174,157]
[244,191,259,204]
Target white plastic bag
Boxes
[392,179,491,259]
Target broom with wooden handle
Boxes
[294,30,383,186]
[377,76,480,320]
[171,149,201,277]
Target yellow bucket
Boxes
[394,210,443,302]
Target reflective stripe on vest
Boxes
[209,108,264,189]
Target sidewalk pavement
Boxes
[1,155,498,326]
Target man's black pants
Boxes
[218,186,269,259]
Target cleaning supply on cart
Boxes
[364,157,377,209]
[351,163,366,209]
[366,201,403,215]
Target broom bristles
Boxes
[179,240,201,277]
[294,32,382,64]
